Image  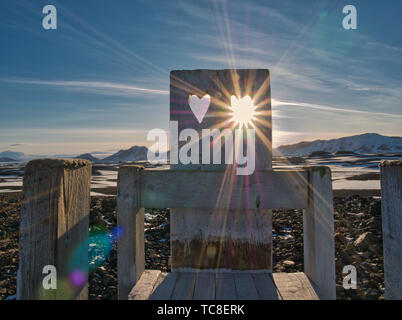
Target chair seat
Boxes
[128,270,319,300]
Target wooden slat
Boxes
[303,167,336,299]
[234,273,259,300]
[171,272,197,300]
[170,209,272,270]
[273,272,319,300]
[140,169,308,209]
[215,273,237,300]
[150,272,178,300]
[117,166,145,300]
[296,273,320,299]
[153,272,168,293]
[128,270,161,300]
[193,272,216,300]
[143,271,320,300]
[252,273,280,300]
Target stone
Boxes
[283,260,295,266]
[335,232,348,245]
[353,232,376,251]
[365,289,379,299]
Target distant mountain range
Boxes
[75,153,100,162]
[1,133,401,162]
[0,146,149,163]
[275,133,402,156]
[72,147,149,162]
[102,146,148,162]
[0,151,25,161]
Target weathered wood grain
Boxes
[193,272,216,300]
[128,270,161,300]
[252,273,280,300]
[215,273,237,300]
[17,159,91,300]
[168,69,274,275]
[170,69,272,170]
[129,270,320,300]
[380,160,402,299]
[234,273,259,300]
[303,166,336,300]
[171,272,197,300]
[117,165,145,300]
[153,272,168,293]
[170,208,272,270]
[149,272,178,300]
[273,272,319,300]
[140,169,308,209]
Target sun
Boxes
[228,95,258,129]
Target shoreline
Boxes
[0,188,382,198]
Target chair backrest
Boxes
[170,69,272,172]
[168,69,274,271]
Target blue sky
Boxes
[0,0,401,155]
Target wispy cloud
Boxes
[2,78,169,96]
[272,99,402,119]
[1,0,401,154]
[0,127,149,136]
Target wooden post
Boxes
[17,159,91,300]
[380,160,402,300]
[117,165,145,300]
[303,166,336,300]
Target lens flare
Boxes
[69,269,87,287]
[228,95,258,129]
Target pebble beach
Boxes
[0,192,383,300]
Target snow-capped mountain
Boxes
[102,146,148,162]
[275,133,402,156]
[0,151,25,161]
[75,153,99,162]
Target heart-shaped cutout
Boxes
[189,94,211,123]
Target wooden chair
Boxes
[117,69,336,300]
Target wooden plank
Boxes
[153,272,168,294]
[193,272,216,300]
[171,272,197,300]
[380,160,402,299]
[295,273,320,299]
[18,159,91,300]
[273,272,319,300]
[234,273,259,300]
[150,272,178,300]
[303,166,336,300]
[117,165,145,300]
[128,270,161,300]
[170,209,272,270]
[140,169,308,209]
[252,273,280,300]
[215,273,237,300]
